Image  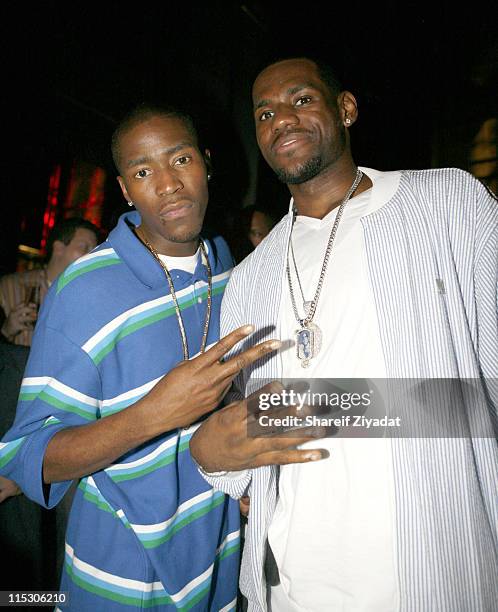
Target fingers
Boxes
[4,304,37,336]
[252,448,329,468]
[239,495,250,517]
[12,304,37,320]
[204,325,255,364]
[245,381,285,415]
[220,339,282,379]
[202,325,282,385]
[218,382,233,404]
[256,426,329,445]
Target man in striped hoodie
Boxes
[0,105,291,610]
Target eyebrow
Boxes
[254,82,317,111]
[126,142,194,168]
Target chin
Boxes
[166,227,203,244]
[274,157,322,184]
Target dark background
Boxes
[3,0,497,272]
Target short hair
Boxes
[46,217,100,261]
[314,59,344,99]
[111,104,200,173]
[254,56,344,99]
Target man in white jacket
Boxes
[190,57,498,611]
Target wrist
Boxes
[189,433,228,475]
[191,454,227,477]
[133,391,184,438]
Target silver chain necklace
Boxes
[287,168,363,367]
[137,230,212,361]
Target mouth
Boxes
[159,201,194,220]
[272,131,311,154]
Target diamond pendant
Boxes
[295,322,322,368]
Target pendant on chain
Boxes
[295,322,322,368]
[288,168,363,369]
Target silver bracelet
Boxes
[192,456,227,477]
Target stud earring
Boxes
[207,174,212,181]
[345,117,352,125]
[127,201,134,207]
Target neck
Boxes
[137,226,200,257]
[289,160,372,219]
[46,258,65,283]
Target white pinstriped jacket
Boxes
[204,168,498,611]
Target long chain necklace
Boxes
[287,168,363,368]
[137,230,212,361]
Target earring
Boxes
[127,201,134,207]
[345,117,352,125]
[207,174,212,181]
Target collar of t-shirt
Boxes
[287,167,402,221]
[158,247,200,275]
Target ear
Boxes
[338,91,358,127]
[204,149,212,180]
[117,176,132,203]
[52,240,65,258]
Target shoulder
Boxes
[398,168,496,218]
[400,167,493,198]
[40,243,128,339]
[397,168,497,251]
[55,243,123,296]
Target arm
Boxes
[0,321,280,505]
[472,176,498,424]
[475,224,498,427]
[43,325,281,483]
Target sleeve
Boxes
[196,264,254,495]
[200,470,252,499]
[474,218,498,429]
[221,265,249,403]
[0,323,101,508]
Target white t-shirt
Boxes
[268,168,401,611]
[158,248,200,274]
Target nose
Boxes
[156,167,184,196]
[272,105,299,133]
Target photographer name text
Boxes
[258,414,401,429]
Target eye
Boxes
[134,168,151,179]
[295,95,312,106]
[174,155,191,166]
[259,110,274,122]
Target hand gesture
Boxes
[190,382,329,472]
[145,325,281,431]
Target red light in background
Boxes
[41,165,61,252]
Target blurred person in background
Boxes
[231,205,277,263]
[0,217,99,346]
